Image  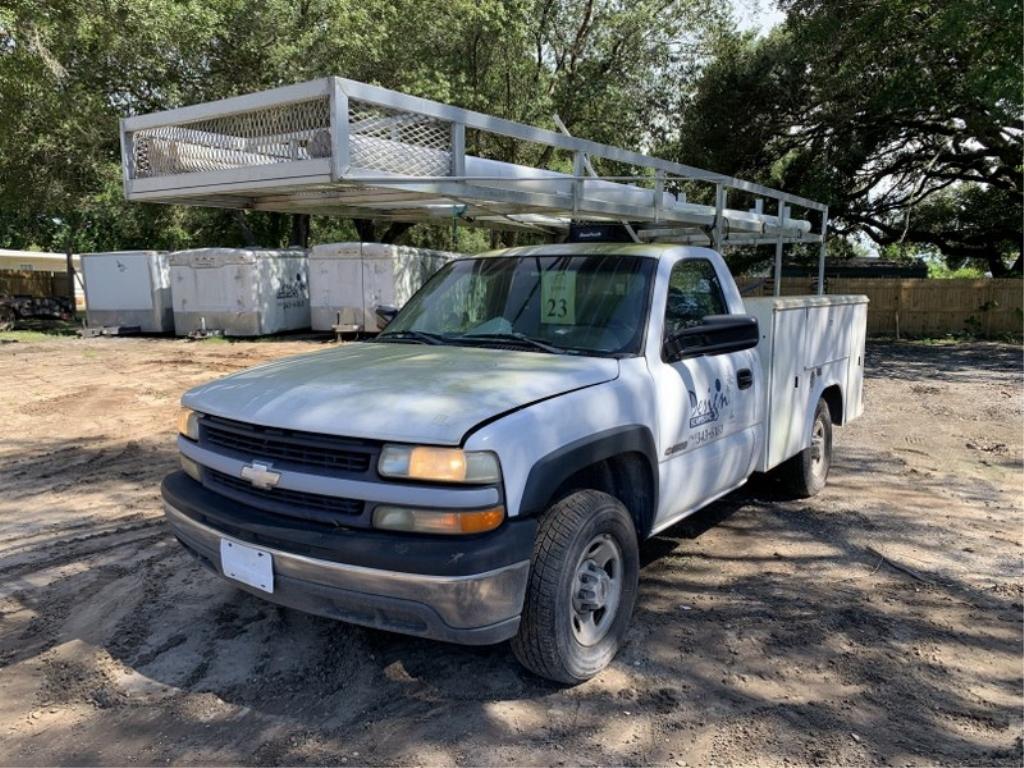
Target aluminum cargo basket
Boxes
[120,77,828,250]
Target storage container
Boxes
[744,295,868,471]
[308,243,456,332]
[81,251,172,332]
[169,248,309,336]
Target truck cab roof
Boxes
[474,242,719,262]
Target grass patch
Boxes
[188,332,333,344]
[869,333,1022,346]
[0,319,80,342]
[0,329,76,342]
[915,334,1022,346]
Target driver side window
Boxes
[663,259,727,340]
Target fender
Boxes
[518,425,658,520]
[804,375,845,440]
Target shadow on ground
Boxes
[0,340,1020,765]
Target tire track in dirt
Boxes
[0,337,1019,766]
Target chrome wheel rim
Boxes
[810,416,827,476]
[570,533,623,647]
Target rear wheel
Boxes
[779,397,833,497]
[512,490,639,684]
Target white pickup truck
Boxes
[164,242,866,683]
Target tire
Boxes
[779,397,833,497]
[0,306,15,333]
[511,489,639,684]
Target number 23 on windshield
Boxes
[541,271,576,325]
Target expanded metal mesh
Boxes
[348,100,452,176]
[131,96,454,179]
[130,97,331,178]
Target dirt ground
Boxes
[0,334,1020,766]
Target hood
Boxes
[183,342,619,445]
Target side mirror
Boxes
[665,314,759,360]
[374,304,399,329]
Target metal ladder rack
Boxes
[119,76,829,295]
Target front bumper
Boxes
[161,472,534,645]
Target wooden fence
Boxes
[0,270,72,299]
[736,277,1023,338]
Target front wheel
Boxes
[512,490,639,684]
[778,397,833,497]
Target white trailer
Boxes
[309,242,456,333]
[81,251,173,332]
[169,248,309,336]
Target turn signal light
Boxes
[180,454,202,482]
[372,505,505,535]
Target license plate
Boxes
[220,538,274,594]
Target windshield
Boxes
[378,254,655,356]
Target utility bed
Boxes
[744,296,868,472]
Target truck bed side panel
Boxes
[744,295,868,471]
[845,303,867,422]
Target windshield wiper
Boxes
[375,330,447,346]
[457,332,572,355]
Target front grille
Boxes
[205,468,364,526]
[201,415,375,474]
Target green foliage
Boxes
[2,0,1018,273]
[926,261,986,280]
[672,0,1023,276]
[0,0,727,253]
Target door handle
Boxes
[737,368,753,389]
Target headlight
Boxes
[373,505,505,535]
[378,445,500,484]
[177,408,201,441]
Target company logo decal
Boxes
[688,378,729,428]
[276,273,308,309]
[276,282,303,300]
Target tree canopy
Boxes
[672,0,1023,275]
[0,0,1020,273]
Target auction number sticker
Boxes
[541,271,576,325]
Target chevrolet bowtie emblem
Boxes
[240,461,281,490]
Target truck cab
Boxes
[163,243,866,683]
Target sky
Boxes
[731,0,786,35]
